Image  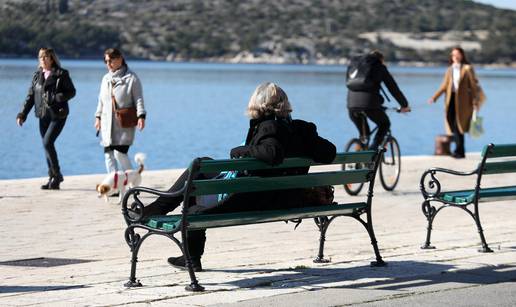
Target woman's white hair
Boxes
[246,82,292,119]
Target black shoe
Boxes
[109,192,120,197]
[167,255,203,272]
[452,152,465,159]
[48,176,63,190]
[41,177,53,190]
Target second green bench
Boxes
[420,143,516,252]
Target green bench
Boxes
[121,150,386,291]
[420,143,516,252]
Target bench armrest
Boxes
[420,167,478,199]
[121,186,186,224]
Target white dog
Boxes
[96,153,146,204]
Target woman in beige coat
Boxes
[428,47,484,159]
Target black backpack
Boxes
[346,55,379,91]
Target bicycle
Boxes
[343,107,402,195]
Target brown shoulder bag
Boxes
[111,82,138,128]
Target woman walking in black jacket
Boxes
[16,48,76,189]
[139,82,336,271]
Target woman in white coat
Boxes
[95,48,146,173]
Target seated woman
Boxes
[143,82,336,271]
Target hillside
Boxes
[1,0,516,64]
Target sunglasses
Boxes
[104,57,120,64]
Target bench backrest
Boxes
[187,151,380,197]
[480,144,516,175]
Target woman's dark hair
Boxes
[104,48,127,66]
[38,48,61,68]
[448,47,469,65]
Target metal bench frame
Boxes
[121,150,386,291]
[420,143,516,253]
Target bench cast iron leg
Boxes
[184,257,204,292]
[421,200,437,250]
[365,219,386,267]
[124,228,143,287]
[353,213,386,267]
[313,217,331,263]
[473,204,493,253]
[181,231,204,292]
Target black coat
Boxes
[211,116,337,213]
[230,115,336,170]
[17,67,76,121]
[347,58,408,110]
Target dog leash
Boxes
[113,172,129,190]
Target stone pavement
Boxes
[0,154,515,306]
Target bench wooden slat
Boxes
[145,203,367,231]
[191,169,372,196]
[440,186,516,204]
[482,144,516,158]
[482,161,516,175]
[198,151,376,173]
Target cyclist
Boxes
[346,50,411,150]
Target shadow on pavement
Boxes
[208,261,516,290]
[0,284,87,294]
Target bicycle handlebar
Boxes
[382,106,411,113]
[382,106,401,113]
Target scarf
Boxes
[107,65,128,87]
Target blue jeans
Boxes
[39,115,66,177]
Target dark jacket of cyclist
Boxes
[346,51,410,150]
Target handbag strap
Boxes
[110,80,118,111]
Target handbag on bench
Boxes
[302,185,335,205]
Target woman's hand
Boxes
[137,118,145,131]
[230,146,251,158]
[16,117,24,127]
[427,98,435,104]
[94,117,101,131]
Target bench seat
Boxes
[146,202,366,231]
[439,185,516,204]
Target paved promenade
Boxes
[1,154,515,306]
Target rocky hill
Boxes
[1,0,515,64]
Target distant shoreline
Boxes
[2,56,516,69]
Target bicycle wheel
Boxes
[379,136,401,191]
[342,138,365,195]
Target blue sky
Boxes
[474,0,516,10]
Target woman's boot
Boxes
[49,170,64,190]
[41,177,53,189]
[41,169,54,190]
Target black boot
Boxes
[41,177,53,190]
[48,172,63,190]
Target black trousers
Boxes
[144,160,215,260]
[144,160,313,259]
[39,115,66,177]
[348,108,390,150]
[447,93,465,156]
